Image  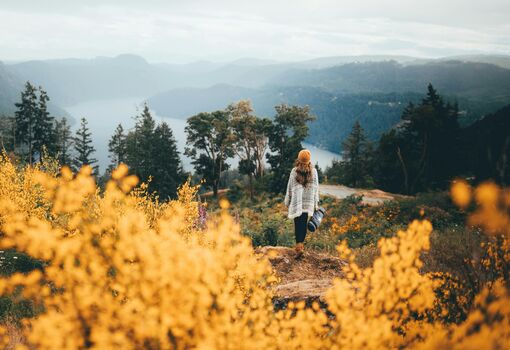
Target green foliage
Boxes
[108,123,126,170]
[326,121,374,187]
[14,82,38,163]
[393,192,463,229]
[72,117,98,173]
[0,250,43,277]
[262,220,279,246]
[461,104,510,185]
[374,84,461,194]
[0,250,43,322]
[122,104,185,199]
[4,82,69,167]
[185,109,235,197]
[13,83,58,163]
[33,88,56,157]
[228,100,271,199]
[0,116,15,152]
[266,104,315,193]
[151,122,186,199]
[54,117,73,167]
[0,295,38,322]
[125,104,156,180]
[226,180,245,203]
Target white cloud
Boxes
[0,0,509,62]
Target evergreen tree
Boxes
[33,87,56,157]
[122,104,185,198]
[340,121,373,187]
[315,162,324,183]
[151,122,185,199]
[55,117,73,166]
[460,104,510,185]
[185,110,235,197]
[375,84,460,193]
[72,117,98,172]
[402,84,460,191]
[266,104,315,193]
[14,82,38,164]
[13,82,60,163]
[108,123,126,170]
[0,116,15,152]
[373,129,407,193]
[125,104,157,183]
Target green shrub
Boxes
[0,249,43,277]
[262,221,279,246]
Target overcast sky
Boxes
[1,0,509,63]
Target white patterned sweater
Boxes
[284,167,320,219]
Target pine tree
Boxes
[0,116,16,152]
[375,84,460,194]
[121,104,185,198]
[55,117,73,166]
[33,87,56,158]
[108,123,126,170]
[340,121,373,187]
[151,122,185,199]
[72,117,98,172]
[125,103,157,182]
[14,82,38,164]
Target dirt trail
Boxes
[320,184,401,205]
[256,246,347,304]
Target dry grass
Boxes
[1,319,27,350]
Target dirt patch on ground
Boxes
[256,246,347,304]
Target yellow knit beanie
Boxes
[297,149,311,163]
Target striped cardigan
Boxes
[284,167,320,219]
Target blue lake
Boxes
[65,97,341,173]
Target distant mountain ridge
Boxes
[271,60,510,100]
[2,53,510,154]
[0,60,70,119]
[4,53,510,107]
[0,61,21,115]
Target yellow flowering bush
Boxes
[325,220,437,349]
[451,179,510,237]
[0,156,509,349]
[0,158,275,349]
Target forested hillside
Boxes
[0,61,23,115]
[462,104,510,184]
[273,60,510,97]
[148,82,505,154]
[3,55,510,155]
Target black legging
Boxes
[294,213,308,243]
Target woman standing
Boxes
[284,149,320,256]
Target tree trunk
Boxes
[497,135,510,184]
[396,146,409,194]
[411,133,428,193]
[249,174,254,201]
